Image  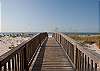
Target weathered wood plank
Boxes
[32,37,73,71]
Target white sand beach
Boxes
[0,36,31,56]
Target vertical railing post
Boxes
[0,61,1,71]
[91,60,93,71]
[94,63,97,71]
[56,33,57,40]
[79,50,81,71]
[75,47,78,70]
[58,33,59,42]
[57,33,58,41]
[55,33,56,39]
[87,57,90,71]
[60,35,61,43]
[39,33,41,47]
[24,45,28,71]
[81,53,84,71]
[85,55,87,71]
[72,44,74,63]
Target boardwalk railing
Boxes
[0,32,48,71]
[53,33,100,71]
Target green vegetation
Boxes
[0,35,3,38]
[68,35,100,49]
[9,34,16,38]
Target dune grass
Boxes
[68,35,100,49]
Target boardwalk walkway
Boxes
[0,33,100,71]
[32,37,73,71]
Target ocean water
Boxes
[63,32,100,35]
[0,32,100,36]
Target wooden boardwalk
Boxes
[0,33,100,71]
[32,37,73,71]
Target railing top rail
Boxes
[56,32,100,64]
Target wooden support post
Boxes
[24,45,28,71]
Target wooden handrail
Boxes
[53,32,100,71]
[0,32,48,71]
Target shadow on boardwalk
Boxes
[32,46,46,71]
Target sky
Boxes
[0,0,100,32]
[0,2,1,32]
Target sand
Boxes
[0,36,31,56]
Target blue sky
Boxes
[0,2,1,32]
[1,0,100,32]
